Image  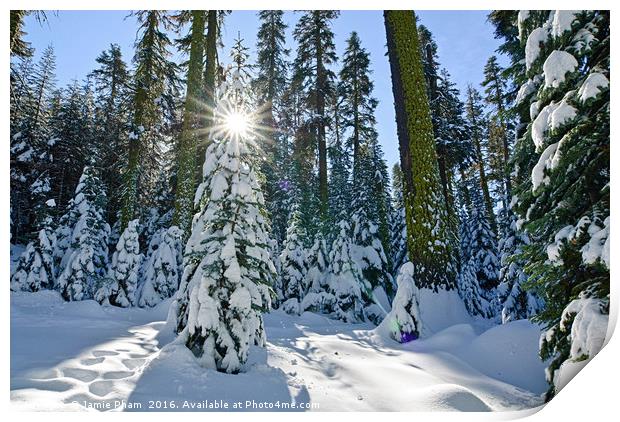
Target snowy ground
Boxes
[11,290,547,412]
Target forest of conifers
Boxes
[10,10,609,400]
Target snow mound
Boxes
[413,384,491,411]
[458,320,548,394]
[417,288,473,336]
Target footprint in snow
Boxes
[122,358,146,370]
[101,371,134,380]
[81,357,105,366]
[61,367,98,382]
[88,380,115,397]
[92,350,120,357]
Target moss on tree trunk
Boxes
[172,11,205,236]
[384,10,456,290]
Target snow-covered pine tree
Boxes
[10,46,56,243]
[350,206,391,324]
[327,219,366,323]
[388,164,408,278]
[95,219,143,307]
[279,210,309,314]
[465,184,501,298]
[379,262,422,343]
[457,206,493,318]
[173,56,275,374]
[53,197,77,276]
[301,235,332,314]
[507,10,609,398]
[10,206,56,292]
[56,166,110,301]
[267,237,283,309]
[139,225,184,307]
[496,213,544,323]
[351,144,394,301]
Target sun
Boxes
[224,110,251,138]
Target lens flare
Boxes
[224,111,250,138]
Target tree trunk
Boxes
[470,113,498,234]
[172,11,205,236]
[196,10,218,182]
[314,13,328,222]
[384,10,456,290]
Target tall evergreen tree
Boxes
[339,31,377,179]
[504,10,609,399]
[464,85,497,234]
[47,81,96,213]
[461,179,501,297]
[172,11,206,236]
[351,142,393,298]
[253,11,290,245]
[139,225,184,307]
[10,46,57,242]
[482,55,513,209]
[121,11,179,229]
[173,54,274,374]
[89,44,131,224]
[292,11,340,223]
[384,10,456,290]
[195,10,224,180]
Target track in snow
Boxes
[11,291,546,412]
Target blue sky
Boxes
[22,10,506,171]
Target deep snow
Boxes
[11,290,547,412]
